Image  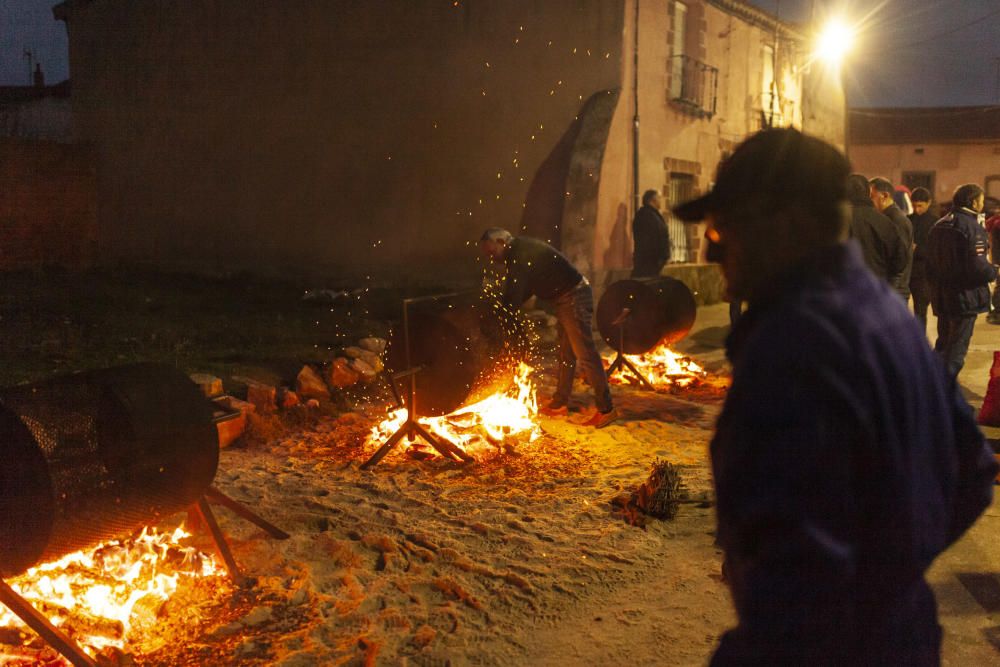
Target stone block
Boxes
[189,373,223,398]
[296,365,331,399]
[350,358,378,382]
[328,357,362,388]
[344,346,383,372]
[246,381,277,413]
[358,337,387,354]
[278,387,300,409]
[212,395,253,448]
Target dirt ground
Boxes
[3,270,1000,666]
[183,365,733,667]
[181,304,1000,666]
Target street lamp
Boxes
[814,18,856,154]
[815,18,855,70]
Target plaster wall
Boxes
[596,0,834,270]
[849,142,1000,202]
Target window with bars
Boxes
[666,173,695,263]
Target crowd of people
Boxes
[847,174,1000,377]
[628,163,1000,379]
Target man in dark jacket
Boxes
[674,128,997,666]
[926,184,996,377]
[909,187,937,331]
[479,229,617,428]
[631,189,671,277]
[870,177,914,301]
[847,174,907,283]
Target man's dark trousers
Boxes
[912,274,931,332]
[936,315,977,378]
[552,282,613,412]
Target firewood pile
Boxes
[611,459,686,528]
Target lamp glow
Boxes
[815,19,854,66]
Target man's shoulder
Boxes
[745,273,901,367]
[738,300,853,373]
[511,236,548,253]
[856,206,896,235]
[886,205,911,226]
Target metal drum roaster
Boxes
[0,363,220,578]
[384,294,527,417]
[596,277,698,354]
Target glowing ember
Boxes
[0,526,222,660]
[367,362,540,459]
[604,342,706,389]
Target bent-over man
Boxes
[479,229,618,428]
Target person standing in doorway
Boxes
[909,187,937,332]
[870,177,914,302]
[631,189,671,278]
[926,184,996,377]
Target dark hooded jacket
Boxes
[711,242,997,666]
[926,207,997,317]
[847,184,907,284]
[631,205,671,277]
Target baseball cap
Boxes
[672,128,850,223]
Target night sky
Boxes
[2,0,998,107]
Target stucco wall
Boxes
[61,0,625,283]
[849,142,1000,203]
[595,0,832,271]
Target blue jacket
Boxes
[711,242,997,666]
[926,207,997,317]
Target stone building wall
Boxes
[57,0,625,284]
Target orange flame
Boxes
[367,362,540,459]
[604,342,705,389]
[0,526,222,658]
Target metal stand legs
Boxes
[604,308,655,391]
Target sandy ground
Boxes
[192,304,1000,666]
[199,369,732,666]
[7,303,1000,666]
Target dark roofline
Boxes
[52,0,93,22]
[52,0,807,40]
[0,80,71,103]
[849,105,1000,145]
[706,0,806,40]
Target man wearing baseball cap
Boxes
[674,128,996,665]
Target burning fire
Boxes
[368,362,540,459]
[0,526,222,660]
[604,342,706,389]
